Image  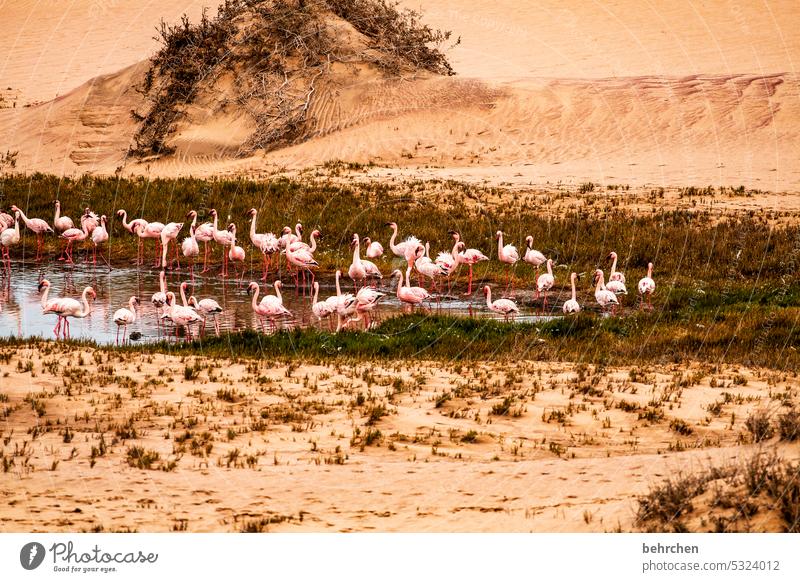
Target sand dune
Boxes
[1,0,798,189]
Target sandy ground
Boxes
[1,343,797,532]
[1,1,798,190]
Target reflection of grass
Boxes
[3,306,798,368]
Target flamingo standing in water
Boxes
[364,237,384,259]
[247,281,292,333]
[227,223,247,284]
[415,243,446,293]
[192,212,216,273]
[151,269,168,333]
[563,272,581,314]
[41,285,96,339]
[638,262,656,311]
[450,231,489,295]
[536,258,555,311]
[90,215,110,267]
[329,269,357,331]
[37,279,63,334]
[210,210,234,276]
[116,210,148,265]
[10,205,53,261]
[162,292,203,341]
[311,281,336,329]
[181,218,200,281]
[113,296,139,345]
[159,220,183,270]
[483,285,519,322]
[593,269,619,315]
[0,211,21,272]
[391,267,430,311]
[355,285,384,330]
[496,230,519,295]
[349,234,382,292]
[188,295,224,336]
[286,240,317,295]
[435,240,459,295]
[81,208,100,234]
[247,209,279,281]
[59,220,90,264]
[131,219,165,267]
[53,201,74,233]
[386,222,422,270]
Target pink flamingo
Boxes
[247,281,292,333]
[188,295,223,336]
[606,251,628,310]
[41,284,96,339]
[638,262,656,311]
[247,209,279,281]
[415,243,446,293]
[483,285,519,322]
[151,270,168,333]
[0,211,20,272]
[563,272,581,314]
[349,234,382,292]
[59,220,90,264]
[386,222,423,270]
[10,205,53,261]
[0,210,13,230]
[496,230,519,295]
[536,258,555,311]
[116,210,148,265]
[210,210,234,276]
[113,296,139,345]
[81,208,99,235]
[132,218,165,267]
[524,236,546,274]
[355,285,384,330]
[181,221,200,281]
[450,231,489,295]
[593,269,619,315]
[90,215,110,267]
[607,252,627,283]
[435,241,459,294]
[191,211,216,273]
[162,292,203,341]
[53,201,74,233]
[392,267,430,311]
[286,240,317,295]
[159,220,184,270]
[227,223,246,284]
[329,269,358,331]
[364,237,384,259]
[311,281,336,329]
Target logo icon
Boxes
[20,542,46,570]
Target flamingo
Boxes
[59,219,90,264]
[415,242,446,293]
[386,222,423,269]
[227,223,246,284]
[391,267,430,310]
[210,210,234,276]
[192,212,216,273]
[536,258,555,311]
[483,285,519,322]
[116,210,149,265]
[247,208,279,281]
[608,252,627,283]
[247,281,292,333]
[449,231,488,295]
[42,285,96,340]
[162,292,203,341]
[349,234,382,291]
[364,237,384,259]
[188,296,224,336]
[355,285,384,329]
[81,208,100,235]
[593,269,619,315]
[563,272,581,314]
[151,269,168,329]
[10,205,53,261]
[496,230,519,295]
[181,219,200,281]
[53,201,74,233]
[0,210,13,230]
[90,215,109,267]
[524,235,546,279]
[329,269,358,331]
[37,279,64,335]
[435,240,459,294]
[0,211,20,272]
[311,281,336,328]
[286,241,317,295]
[638,262,656,311]
[113,296,139,345]
[159,220,184,270]
[133,219,165,267]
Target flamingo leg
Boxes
[464,265,474,295]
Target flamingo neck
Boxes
[180,285,189,307]
[295,224,302,238]
[352,240,361,266]
[405,267,412,287]
[596,273,605,292]
[250,285,260,309]
[395,273,403,296]
[451,240,460,261]
[309,232,317,253]
[40,285,50,309]
[611,254,618,275]
[335,271,342,296]
[249,213,257,239]
[159,271,166,294]
[54,205,61,223]
[647,264,653,278]
[497,233,503,254]
[274,284,283,303]
[389,225,399,253]
[547,261,553,276]
[485,287,492,307]
[425,242,430,258]
[312,284,319,304]
[80,289,93,317]
[571,277,577,301]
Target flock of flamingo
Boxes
[0,202,657,344]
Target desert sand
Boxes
[1,343,797,532]
[1,0,798,191]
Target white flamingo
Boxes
[90,215,109,267]
[364,237,384,259]
[496,230,519,294]
[536,258,555,310]
[53,201,74,233]
[181,219,200,280]
[159,220,184,270]
[162,292,203,341]
[349,233,382,291]
[210,210,234,276]
[10,205,53,261]
[524,235,546,277]
[638,262,656,311]
[593,269,619,315]
[227,223,246,284]
[391,267,430,310]
[0,211,21,272]
[483,285,519,321]
[563,272,581,314]
[450,231,489,295]
[608,251,627,283]
[188,295,224,336]
[386,222,423,269]
[311,281,336,329]
[113,296,139,345]
[247,281,292,333]
[247,208,279,281]
[41,285,96,339]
